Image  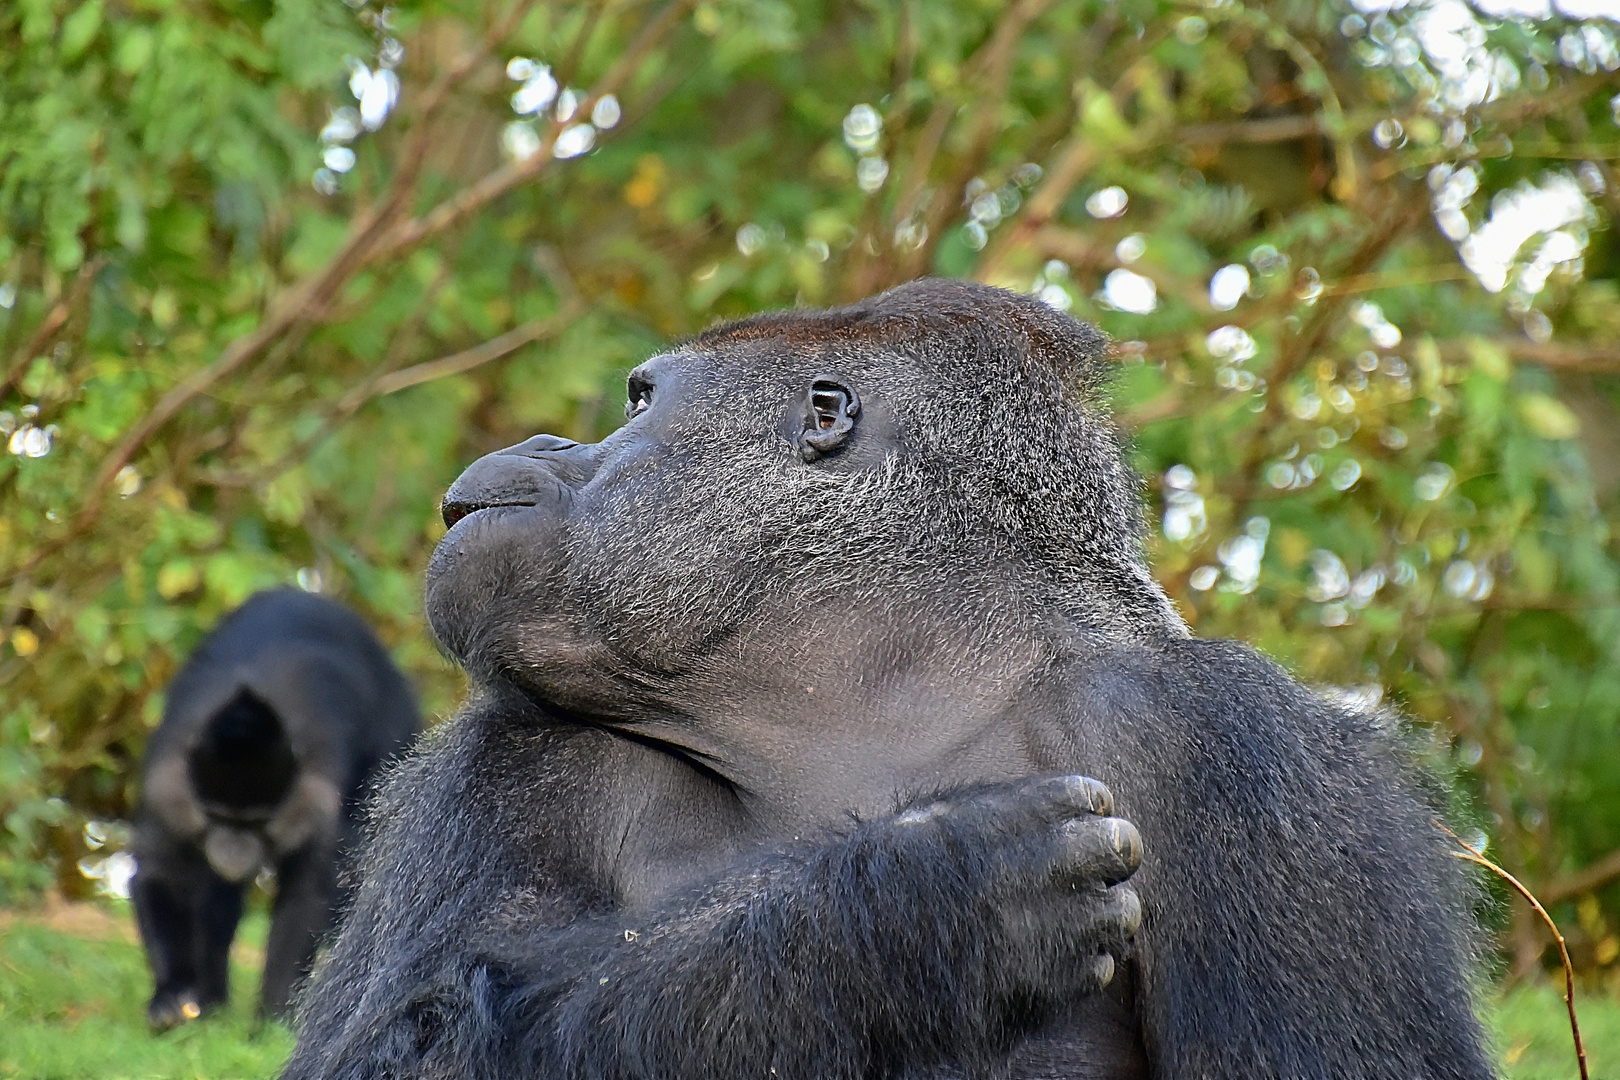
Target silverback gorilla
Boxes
[284,280,1494,1079]
[134,588,420,1027]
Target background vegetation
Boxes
[2,0,1619,993]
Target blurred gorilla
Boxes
[133,588,420,1028]
[284,280,1494,1079]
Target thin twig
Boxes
[1541,846,1620,906]
[1440,822,1589,1080]
[974,53,1162,282]
[556,0,613,91]
[1437,338,1620,374]
[369,303,586,398]
[0,256,106,401]
[1320,264,1473,297]
[869,0,1059,290]
[368,0,697,263]
[82,0,549,509]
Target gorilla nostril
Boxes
[442,503,471,529]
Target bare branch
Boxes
[1,256,105,401]
[1439,338,1620,373]
[87,196,408,503]
[854,0,1060,293]
[71,0,692,533]
[1542,847,1620,906]
[369,304,586,399]
[1321,264,1474,296]
[975,56,1161,282]
[371,0,698,262]
[1177,115,1320,145]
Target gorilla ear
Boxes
[796,377,861,463]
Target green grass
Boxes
[1492,981,1620,1080]
[0,901,292,1080]
[3,900,1619,1079]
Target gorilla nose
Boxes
[509,433,578,455]
[440,435,595,528]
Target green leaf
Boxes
[1517,394,1579,440]
[59,1,104,61]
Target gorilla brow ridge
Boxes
[692,278,1113,402]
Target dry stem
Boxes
[1441,822,1589,1080]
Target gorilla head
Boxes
[428,280,1182,820]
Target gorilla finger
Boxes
[1053,817,1143,885]
[1089,951,1117,991]
[1085,884,1143,947]
[1021,774,1115,819]
[943,775,1112,832]
[1047,948,1121,998]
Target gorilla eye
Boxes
[625,376,653,419]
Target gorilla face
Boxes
[428,343,908,720]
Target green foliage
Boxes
[1,0,1618,978]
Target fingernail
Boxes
[1069,776,1113,815]
[1093,952,1116,988]
[1110,820,1143,868]
[1120,888,1143,935]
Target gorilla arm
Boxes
[282,695,1143,1080]
[1082,637,1495,1080]
[474,781,1140,1080]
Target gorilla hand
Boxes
[887,774,1144,1000]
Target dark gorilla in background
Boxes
[134,588,420,1027]
[285,280,1494,1079]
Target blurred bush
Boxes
[2,0,1618,977]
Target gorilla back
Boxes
[286,280,1494,1080]
[134,588,420,1027]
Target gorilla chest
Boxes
[581,754,1149,1079]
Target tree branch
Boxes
[974,55,1161,282]
[1541,848,1620,905]
[1438,338,1620,374]
[0,256,106,402]
[59,0,691,553]
[369,303,586,399]
[1444,824,1590,1080]
[369,0,697,264]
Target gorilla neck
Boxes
[581,625,1079,911]
[620,606,1065,827]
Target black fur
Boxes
[285,280,1494,1079]
[133,588,420,1026]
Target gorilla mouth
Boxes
[440,498,536,529]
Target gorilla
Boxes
[133,587,420,1028]
[284,280,1494,1079]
